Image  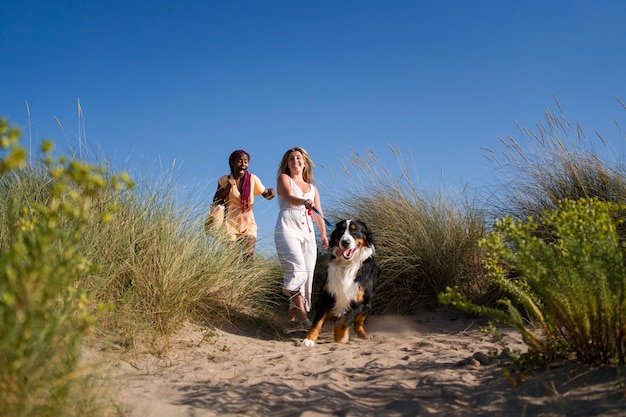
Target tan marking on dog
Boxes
[334,316,350,343]
[353,312,370,339]
[304,311,329,344]
[355,287,365,303]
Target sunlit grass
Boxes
[0,121,132,417]
[441,99,626,368]
[0,119,283,415]
[329,146,490,313]
[4,96,626,415]
[81,175,284,353]
[484,97,626,228]
[441,198,626,367]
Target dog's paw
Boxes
[302,338,316,347]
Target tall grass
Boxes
[0,118,284,415]
[440,99,626,368]
[0,120,133,417]
[484,98,626,227]
[331,146,489,313]
[81,173,283,353]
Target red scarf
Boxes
[240,172,251,212]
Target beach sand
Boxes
[91,311,626,416]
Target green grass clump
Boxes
[0,118,283,415]
[485,99,626,230]
[333,146,489,313]
[81,185,283,352]
[0,119,133,417]
[440,197,626,367]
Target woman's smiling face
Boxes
[231,154,249,176]
[288,151,304,172]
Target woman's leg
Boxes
[301,232,318,313]
[283,289,308,322]
[243,235,256,259]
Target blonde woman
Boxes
[274,147,329,327]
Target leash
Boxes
[308,206,333,229]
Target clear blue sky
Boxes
[3,1,626,255]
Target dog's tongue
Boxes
[334,248,352,258]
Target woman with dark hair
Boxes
[209,149,275,259]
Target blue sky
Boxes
[3,1,626,255]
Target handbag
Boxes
[204,202,226,234]
[204,177,231,235]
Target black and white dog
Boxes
[303,219,379,347]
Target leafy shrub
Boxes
[0,119,133,416]
[440,198,626,367]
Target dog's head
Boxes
[329,219,375,262]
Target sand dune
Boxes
[93,311,626,416]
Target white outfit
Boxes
[274,178,317,312]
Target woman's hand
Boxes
[321,235,329,250]
[263,187,275,200]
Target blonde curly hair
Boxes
[276,146,315,183]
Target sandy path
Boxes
[91,311,626,416]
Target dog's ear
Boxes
[359,220,374,247]
[330,220,347,245]
[365,229,374,247]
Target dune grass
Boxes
[484,99,626,228]
[440,100,626,368]
[80,175,284,354]
[0,119,283,416]
[0,122,133,417]
[441,198,626,367]
[328,146,490,313]
[4,97,626,414]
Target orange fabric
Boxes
[218,173,267,240]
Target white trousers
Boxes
[274,208,317,312]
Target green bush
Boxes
[440,197,626,367]
[0,119,133,416]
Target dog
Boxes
[302,219,379,347]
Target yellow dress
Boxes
[217,173,268,241]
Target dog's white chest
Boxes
[327,262,361,317]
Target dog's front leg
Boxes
[302,312,329,347]
[352,312,371,339]
[333,315,350,343]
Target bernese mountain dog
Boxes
[302,219,379,347]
